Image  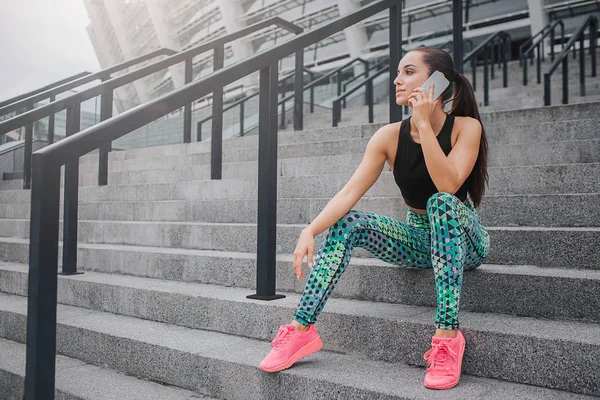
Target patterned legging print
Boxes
[294,192,491,330]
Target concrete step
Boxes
[72,101,600,165]
[0,163,598,205]
[0,291,598,397]
[55,137,599,188]
[0,337,207,400]
[2,234,600,323]
[1,193,598,228]
[1,214,598,269]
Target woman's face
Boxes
[393,51,430,107]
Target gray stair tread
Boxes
[1,239,599,280]
[2,163,600,200]
[1,261,598,343]
[3,218,600,232]
[0,291,593,400]
[0,337,211,400]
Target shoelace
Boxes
[271,325,294,349]
[423,341,457,377]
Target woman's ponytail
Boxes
[448,72,488,209]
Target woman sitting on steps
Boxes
[259,46,490,391]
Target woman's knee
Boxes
[330,209,368,237]
[426,192,460,215]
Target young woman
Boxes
[259,47,490,390]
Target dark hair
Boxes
[407,47,488,208]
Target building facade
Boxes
[84,0,598,107]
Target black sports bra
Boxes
[393,114,469,209]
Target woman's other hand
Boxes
[293,228,315,280]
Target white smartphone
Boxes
[420,70,450,102]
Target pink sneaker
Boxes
[259,323,323,372]
[423,330,466,389]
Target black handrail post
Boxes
[472,57,477,91]
[98,86,113,186]
[247,61,284,301]
[389,1,401,123]
[23,154,61,399]
[240,100,245,136]
[537,43,542,84]
[197,122,202,141]
[294,50,304,131]
[60,104,83,276]
[211,44,225,180]
[336,71,343,97]
[23,99,34,189]
[591,19,597,77]
[484,46,489,107]
[48,94,56,144]
[503,36,508,87]
[563,56,568,104]
[490,42,495,80]
[332,100,340,127]
[184,57,193,143]
[544,72,551,105]
[367,80,374,123]
[453,0,463,73]
[579,34,585,97]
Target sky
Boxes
[0,0,100,103]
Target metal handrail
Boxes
[0,48,176,117]
[24,2,402,396]
[198,57,373,138]
[520,20,565,85]
[276,57,370,125]
[544,15,597,105]
[332,64,390,127]
[196,67,318,140]
[0,17,303,189]
[341,57,391,108]
[463,31,511,106]
[0,72,91,109]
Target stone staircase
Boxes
[295,51,600,128]
[0,97,599,398]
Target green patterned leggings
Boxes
[294,192,491,330]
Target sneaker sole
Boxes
[259,337,323,373]
[424,334,466,390]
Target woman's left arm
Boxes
[419,117,482,193]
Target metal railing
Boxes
[0,72,91,109]
[463,31,511,106]
[341,57,392,108]
[197,67,319,140]
[520,20,565,85]
[544,15,597,105]
[332,64,390,127]
[0,17,302,189]
[0,49,175,118]
[0,49,176,187]
[23,1,403,397]
[277,57,371,124]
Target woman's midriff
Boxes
[408,198,468,215]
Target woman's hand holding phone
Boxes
[408,83,438,129]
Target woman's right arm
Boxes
[293,124,393,279]
[302,124,393,238]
